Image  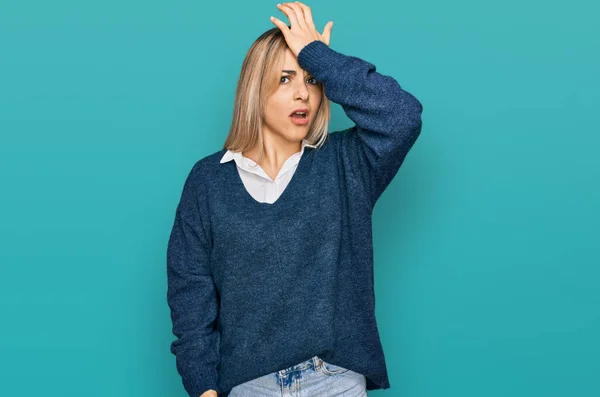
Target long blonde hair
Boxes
[222,27,331,163]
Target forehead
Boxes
[281,47,304,71]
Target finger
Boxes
[270,16,290,36]
[281,3,307,30]
[277,3,302,31]
[293,1,315,28]
[322,21,333,46]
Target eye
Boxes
[280,76,320,85]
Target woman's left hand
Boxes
[270,2,334,58]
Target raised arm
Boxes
[167,161,220,397]
[298,40,423,207]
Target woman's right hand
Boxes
[200,390,217,397]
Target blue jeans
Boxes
[228,356,368,396]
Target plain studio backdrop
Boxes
[0,1,598,396]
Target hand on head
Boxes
[270,2,334,58]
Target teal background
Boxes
[1,0,598,396]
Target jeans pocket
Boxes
[320,360,350,376]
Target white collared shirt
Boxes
[219,139,317,204]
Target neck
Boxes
[243,133,304,173]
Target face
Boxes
[262,47,323,145]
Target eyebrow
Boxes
[281,70,307,75]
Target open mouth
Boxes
[289,112,309,124]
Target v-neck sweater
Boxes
[219,139,316,204]
[167,39,424,397]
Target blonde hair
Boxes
[222,26,331,164]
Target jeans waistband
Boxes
[277,356,322,375]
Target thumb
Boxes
[321,21,333,46]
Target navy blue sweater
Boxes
[167,40,423,397]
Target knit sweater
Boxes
[166,39,423,397]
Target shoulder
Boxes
[328,127,353,140]
[325,127,359,153]
[190,148,228,173]
[182,148,228,190]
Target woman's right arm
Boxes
[167,161,221,397]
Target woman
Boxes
[166,2,424,397]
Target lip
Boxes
[289,115,309,125]
[289,108,309,117]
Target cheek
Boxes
[312,86,323,100]
[266,96,286,119]
[263,102,286,127]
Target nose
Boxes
[293,80,310,101]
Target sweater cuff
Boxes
[297,40,343,77]
[182,368,219,397]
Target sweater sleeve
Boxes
[297,40,423,207]
[167,161,220,397]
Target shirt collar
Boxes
[219,139,317,165]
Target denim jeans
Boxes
[228,355,368,396]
